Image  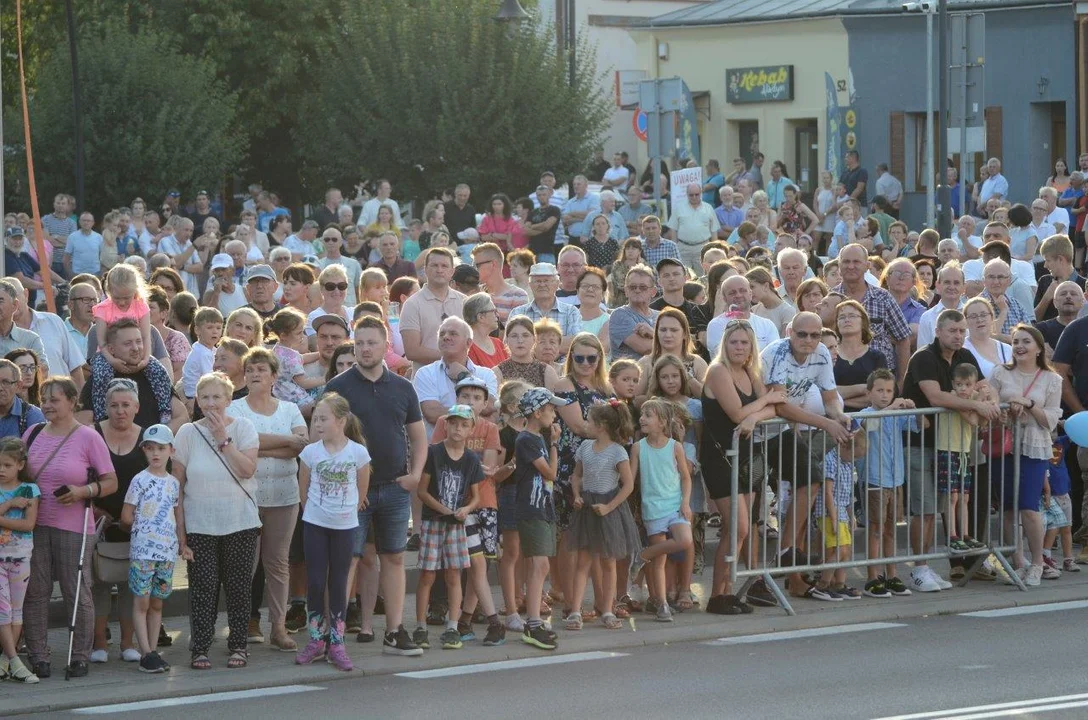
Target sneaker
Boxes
[910,567,941,593]
[248,617,264,643]
[285,602,307,633]
[884,576,912,596]
[326,643,353,672]
[406,533,421,552]
[7,656,40,683]
[707,513,721,528]
[355,631,375,643]
[139,652,165,674]
[295,639,327,665]
[1063,557,1081,572]
[121,647,141,662]
[964,536,987,550]
[925,567,953,590]
[1025,564,1043,587]
[863,578,891,598]
[745,579,779,607]
[1003,566,1027,585]
[655,603,674,622]
[482,622,506,646]
[505,613,525,631]
[522,624,558,650]
[834,586,862,600]
[382,626,424,657]
[412,626,430,650]
[1040,563,1060,581]
[457,621,476,642]
[67,660,89,678]
[32,661,50,679]
[1043,554,1059,571]
[426,604,448,626]
[950,565,966,580]
[949,538,970,554]
[89,649,108,663]
[440,628,463,649]
[345,601,362,634]
[804,586,842,602]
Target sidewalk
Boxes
[15,555,1088,716]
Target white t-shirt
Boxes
[215,282,249,316]
[300,439,371,530]
[181,342,216,398]
[358,197,406,228]
[963,258,1038,289]
[706,312,780,357]
[157,235,202,297]
[916,298,966,347]
[283,234,315,258]
[602,166,630,192]
[964,336,1011,379]
[124,470,180,562]
[176,418,261,536]
[1048,207,1070,233]
[227,398,306,507]
[760,337,837,434]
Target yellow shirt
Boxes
[935,410,974,453]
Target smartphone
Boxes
[53,485,70,498]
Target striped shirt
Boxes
[509,298,582,338]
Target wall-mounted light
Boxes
[1037,76,1050,95]
[494,0,529,22]
[657,41,669,60]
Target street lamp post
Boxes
[936,0,952,239]
[904,2,937,229]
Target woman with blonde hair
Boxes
[880,257,928,345]
[636,308,707,402]
[700,318,785,612]
[225,307,264,348]
[306,264,352,331]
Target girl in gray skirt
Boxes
[564,400,641,631]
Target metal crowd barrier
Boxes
[725,405,1027,616]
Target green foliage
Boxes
[9,23,244,212]
[297,0,612,203]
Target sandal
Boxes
[190,654,211,670]
[582,607,600,622]
[601,612,623,630]
[674,592,695,612]
[564,612,583,631]
[227,651,248,669]
[619,594,643,613]
[611,603,631,619]
[547,589,565,605]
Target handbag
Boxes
[981,369,1041,458]
[92,523,131,584]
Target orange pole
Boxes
[16,0,57,313]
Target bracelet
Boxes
[218,437,233,451]
[1028,399,1036,409]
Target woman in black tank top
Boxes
[700,318,786,612]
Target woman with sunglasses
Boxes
[464,292,509,369]
[833,300,887,410]
[552,332,614,615]
[701,316,785,613]
[635,307,707,403]
[306,265,352,333]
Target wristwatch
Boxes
[218,437,233,451]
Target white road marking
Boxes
[873,692,1088,720]
[703,621,906,646]
[72,685,323,714]
[959,600,1088,618]
[395,650,628,679]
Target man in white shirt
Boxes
[955,214,982,259]
[358,179,406,229]
[412,316,498,437]
[203,253,248,315]
[1039,186,1069,234]
[706,275,779,356]
[874,163,903,216]
[963,223,1036,310]
[600,152,631,193]
[318,227,363,306]
[10,279,85,386]
[978,157,1008,205]
[283,220,319,261]
[917,262,966,347]
[666,182,720,270]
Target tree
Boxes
[8,23,245,213]
[297,0,611,204]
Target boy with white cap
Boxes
[121,424,192,674]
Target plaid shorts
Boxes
[418,519,470,571]
[465,508,498,558]
[1042,496,1071,531]
[936,450,974,494]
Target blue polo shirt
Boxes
[702,173,725,206]
[562,193,600,241]
[858,405,918,488]
[0,397,45,440]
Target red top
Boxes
[468,339,510,369]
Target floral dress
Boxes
[554,382,612,530]
[777,201,806,235]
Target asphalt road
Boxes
[22,605,1085,720]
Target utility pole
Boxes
[66,0,85,212]
[936,0,952,238]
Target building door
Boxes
[738,121,759,168]
[794,121,819,195]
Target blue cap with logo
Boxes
[517,387,571,417]
[142,424,175,446]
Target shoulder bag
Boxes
[981,369,1041,458]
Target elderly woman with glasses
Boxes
[880,257,928,347]
[832,300,887,410]
[464,292,509,369]
[962,296,1011,378]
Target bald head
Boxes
[1054,280,1085,317]
[721,275,753,312]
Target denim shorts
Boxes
[353,481,411,556]
[644,511,689,537]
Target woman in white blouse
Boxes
[227,348,308,651]
[176,372,260,670]
[988,324,1062,586]
[962,297,1011,379]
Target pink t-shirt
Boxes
[92,296,150,325]
[23,425,115,534]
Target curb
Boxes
[19,581,1088,716]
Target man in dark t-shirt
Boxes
[839,151,869,206]
[1035,280,1084,351]
[526,186,561,260]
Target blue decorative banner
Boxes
[824,72,842,182]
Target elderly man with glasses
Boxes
[608,264,659,361]
[980,257,1032,343]
[665,182,721,271]
[509,263,582,355]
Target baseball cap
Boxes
[452,264,480,285]
[529,262,558,277]
[535,184,551,194]
[311,313,350,335]
[210,253,233,271]
[245,264,276,283]
[517,387,571,417]
[142,424,175,446]
[455,375,490,399]
[5,226,25,238]
[656,257,685,274]
[445,405,476,422]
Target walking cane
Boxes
[65,501,93,681]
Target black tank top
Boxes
[93,423,148,541]
[700,373,757,470]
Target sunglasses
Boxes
[573,354,599,364]
[323,282,349,292]
[793,330,821,340]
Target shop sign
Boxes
[727,66,794,104]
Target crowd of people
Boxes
[0,148,1086,682]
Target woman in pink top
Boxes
[22,377,117,678]
[477,194,518,254]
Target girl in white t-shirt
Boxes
[295,393,370,672]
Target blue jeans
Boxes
[352,481,411,556]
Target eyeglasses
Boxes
[838,313,862,321]
[323,282,349,292]
[890,270,914,279]
[0,380,15,388]
[573,354,599,364]
[626,284,652,293]
[71,296,96,305]
[579,283,604,292]
[793,330,821,340]
[474,259,495,269]
[725,319,751,329]
[16,364,36,374]
[965,313,991,321]
[322,236,340,243]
